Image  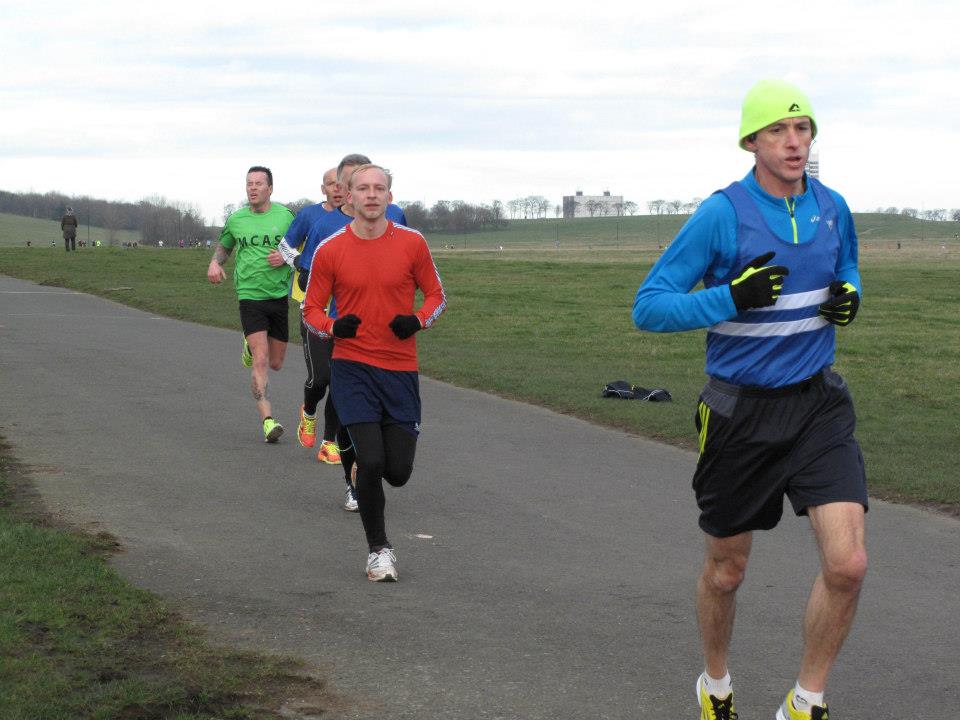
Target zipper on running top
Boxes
[784,197,798,244]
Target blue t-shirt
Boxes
[632,170,860,334]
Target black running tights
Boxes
[299,320,339,441]
[346,422,417,551]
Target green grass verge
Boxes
[0,441,333,719]
[1,244,957,507]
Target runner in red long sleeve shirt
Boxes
[302,164,446,582]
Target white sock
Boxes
[793,682,825,709]
[702,670,733,698]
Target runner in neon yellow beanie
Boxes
[739,79,817,150]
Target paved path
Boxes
[1,274,956,718]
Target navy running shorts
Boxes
[692,368,868,538]
[239,297,289,342]
[330,359,421,436]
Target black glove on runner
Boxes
[332,314,361,338]
[295,256,309,292]
[729,251,790,311]
[389,314,421,340]
[818,281,860,326]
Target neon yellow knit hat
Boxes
[739,79,817,150]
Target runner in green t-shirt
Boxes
[207,166,295,443]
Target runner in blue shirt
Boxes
[633,80,866,720]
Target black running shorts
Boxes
[238,297,289,342]
[692,368,867,538]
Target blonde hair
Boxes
[348,164,393,190]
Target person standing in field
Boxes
[272,165,348,466]
[633,79,866,720]
[61,207,78,252]
[206,166,295,443]
[302,164,445,581]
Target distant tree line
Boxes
[265,197,509,235]
[647,198,704,215]
[394,200,509,233]
[872,206,960,222]
[505,196,551,219]
[0,189,211,246]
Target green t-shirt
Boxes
[218,203,295,300]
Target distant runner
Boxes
[633,80,866,720]
[207,166,295,443]
[303,164,445,581]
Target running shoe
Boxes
[366,547,398,582]
[241,336,252,368]
[342,486,359,513]
[697,673,738,720]
[297,406,317,448]
[262,418,284,443]
[317,439,341,464]
[776,690,829,720]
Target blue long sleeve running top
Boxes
[632,170,860,334]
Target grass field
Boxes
[0,212,141,248]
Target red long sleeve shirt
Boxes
[302,221,446,371]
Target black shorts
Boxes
[239,297,289,342]
[692,368,867,538]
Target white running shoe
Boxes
[342,486,359,513]
[366,548,398,582]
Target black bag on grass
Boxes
[601,380,672,402]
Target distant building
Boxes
[562,190,624,219]
[805,150,819,179]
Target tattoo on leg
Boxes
[251,378,269,402]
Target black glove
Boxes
[293,255,309,292]
[818,281,860,326]
[332,314,361,339]
[729,251,790,311]
[389,314,421,340]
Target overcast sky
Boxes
[3,0,958,224]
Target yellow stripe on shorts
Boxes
[697,401,710,456]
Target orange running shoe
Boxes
[297,406,317,448]
[317,440,341,464]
